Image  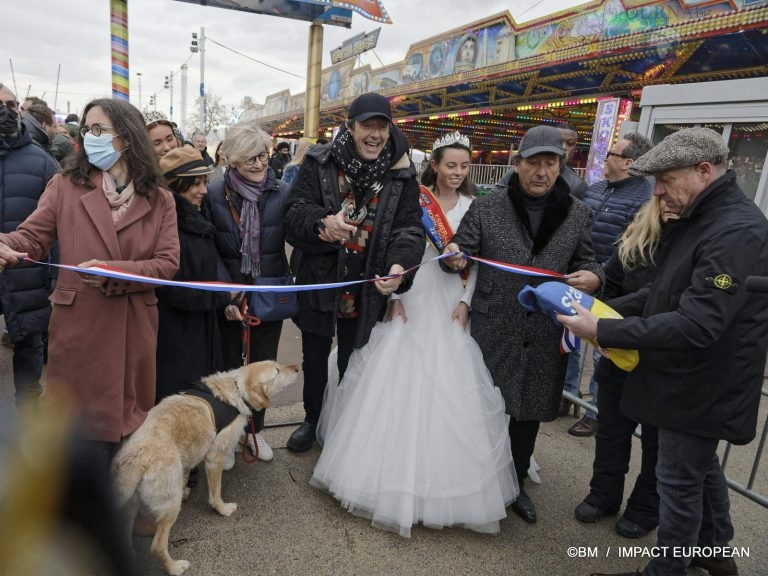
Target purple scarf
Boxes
[226,168,266,276]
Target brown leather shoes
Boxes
[568,415,598,436]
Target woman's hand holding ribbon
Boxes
[443,243,467,271]
[77,259,107,287]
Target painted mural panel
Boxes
[259,1,768,112]
[370,68,401,91]
[264,91,291,117]
[320,61,356,104]
[402,21,517,83]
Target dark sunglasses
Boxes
[0,100,19,112]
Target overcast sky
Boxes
[2,0,589,119]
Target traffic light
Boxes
[164,76,169,89]
[190,32,199,53]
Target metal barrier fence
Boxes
[561,386,768,508]
[415,163,588,188]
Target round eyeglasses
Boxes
[244,151,269,166]
[80,123,114,138]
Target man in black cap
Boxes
[560,127,768,576]
[284,92,425,452]
[444,124,603,524]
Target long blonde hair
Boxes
[617,196,663,269]
[287,138,313,167]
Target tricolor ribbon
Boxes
[23,256,442,293]
[26,252,563,291]
[25,251,580,354]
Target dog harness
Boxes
[179,383,241,433]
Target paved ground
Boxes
[1,318,766,575]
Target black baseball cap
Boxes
[348,92,392,122]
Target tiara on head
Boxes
[433,131,470,152]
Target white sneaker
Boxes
[246,431,274,462]
[223,448,236,471]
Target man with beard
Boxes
[0,83,58,407]
[284,92,425,452]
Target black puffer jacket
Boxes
[600,172,768,444]
[155,195,230,400]
[208,168,290,283]
[0,125,58,341]
[284,142,425,348]
[583,176,651,265]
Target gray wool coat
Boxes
[451,173,603,421]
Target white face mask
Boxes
[83,132,121,170]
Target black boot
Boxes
[287,420,316,453]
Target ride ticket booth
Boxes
[635,77,768,214]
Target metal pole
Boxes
[304,23,323,140]
[170,71,174,123]
[137,72,142,110]
[199,26,205,133]
[53,63,61,112]
[180,64,188,134]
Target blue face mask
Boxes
[83,132,121,170]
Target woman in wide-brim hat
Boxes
[156,147,231,401]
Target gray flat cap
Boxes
[629,127,729,176]
[518,125,565,158]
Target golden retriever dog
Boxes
[112,361,298,575]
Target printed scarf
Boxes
[330,123,396,210]
[225,168,266,276]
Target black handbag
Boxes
[248,276,299,322]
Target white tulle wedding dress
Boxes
[311,194,518,538]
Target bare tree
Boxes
[188,91,227,135]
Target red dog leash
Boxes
[239,297,262,464]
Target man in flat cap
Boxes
[560,127,768,576]
[284,92,424,452]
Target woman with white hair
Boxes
[207,121,291,462]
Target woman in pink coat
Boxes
[0,98,179,463]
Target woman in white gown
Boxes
[311,132,518,538]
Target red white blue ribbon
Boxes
[25,251,563,291]
[465,255,563,278]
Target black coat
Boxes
[208,168,290,282]
[284,142,425,348]
[451,174,603,420]
[594,252,656,393]
[599,172,768,444]
[155,196,230,400]
[0,125,58,342]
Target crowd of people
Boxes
[0,85,766,576]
